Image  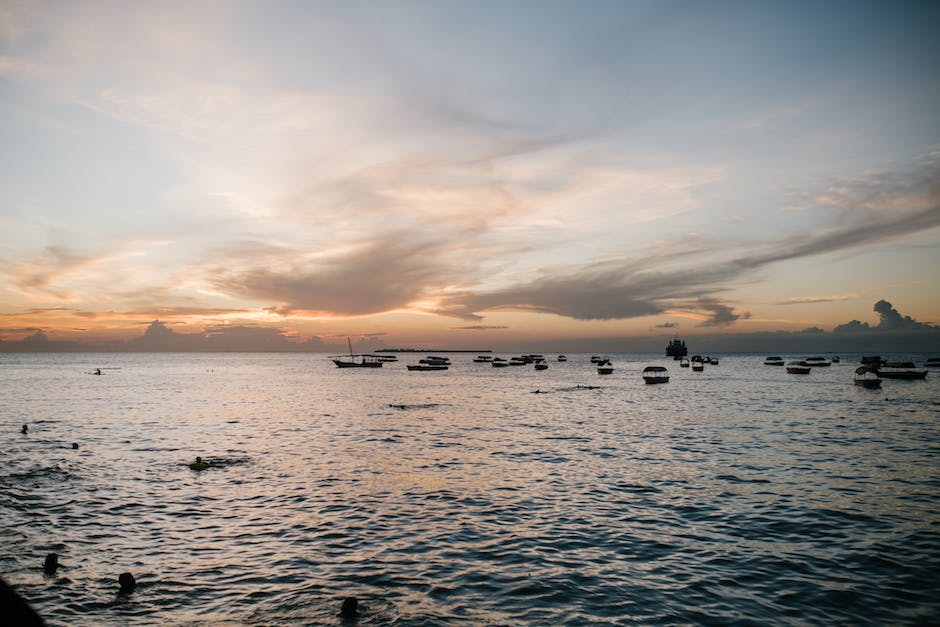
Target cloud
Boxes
[833,299,935,333]
[433,159,940,323]
[655,322,680,329]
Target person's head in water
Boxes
[21,425,27,434]
[118,572,136,593]
[43,553,59,575]
[71,443,79,450]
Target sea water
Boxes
[1,352,938,625]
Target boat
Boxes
[590,355,603,363]
[557,355,567,362]
[492,359,510,368]
[407,363,448,371]
[925,357,940,368]
[534,362,549,371]
[597,359,614,375]
[473,355,493,363]
[707,356,719,365]
[854,366,882,389]
[861,355,885,366]
[509,356,527,366]
[374,354,398,362]
[691,362,704,372]
[331,338,383,368]
[764,356,785,366]
[831,356,841,363]
[666,333,688,358]
[786,361,811,374]
[874,362,928,380]
[804,356,831,367]
[679,358,689,368]
[642,366,669,384]
[421,355,451,365]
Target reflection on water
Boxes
[1,352,939,625]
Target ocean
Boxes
[1,352,938,625]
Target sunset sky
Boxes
[1,1,938,351]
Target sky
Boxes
[1,0,939,352]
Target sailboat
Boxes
[330,338,383,368]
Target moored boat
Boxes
[925,357,940,368]
[764,356,785,366]
[557,355,568,362]
[804,356,831,367]
[642,366,669,384]
[407,363,448,371]
[597,359,614,375]
[680,358,690,368]
[854,366,882,388]
[331,338,383,368]
[473,355,493,363]
[874,362,928,380]
[534,362,549,371]
[786,361,811,374]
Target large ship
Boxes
[665,333,687,358]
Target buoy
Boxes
[118,572,136,593]
[188,456,210,471]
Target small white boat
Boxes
[679,358,690,368]
[875,362,927,380]
[854,366,882,388]
[557,355,567,362]
[691,361,704,372]
[764,356,785,366]
[597,359,613,375]
[642,366,669,384]
[787,361,811,374]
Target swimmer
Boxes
[118,572,136,594]
[43,553,59,575]
[21,424,28,434]
[93,368,102,375]
[71,443,79,450]
[188,456,210,471]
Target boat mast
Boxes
[348,337,353,357]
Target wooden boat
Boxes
[557,355,567,362]
[764,356,785,366]
[854,366,882,389]
[874,362,928,380]
[642,366,669,384]
[691,360,704,372]
[597,359,614,375]
[786,361,811,374]
[534,363,549,371]
[804,356,831,367]
[331,338,383,368]
[407,363,448,371]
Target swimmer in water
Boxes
[21,424,28,434]
[188,456,210,471]
[94,368,102,375]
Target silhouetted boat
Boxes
[861,355,885,366]
[492,358,509,368]
[535,362,549,371]
[557,355,568,362]
[874,362,927,380]
[642,366,669,384]
[680,358,690,368]
[473,355,493,363]
[590,355,603,363]
[597,359,613,375]
[854,366,882,388]
[407,363,448,371]
[786,361,811,374]
[764,356,785,366]
[925,357,940,368]
[666,333,688,358]
[691,362,704,372]
[331,338,383,368]
[804,356,831,367]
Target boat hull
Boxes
[643,376,669,384]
